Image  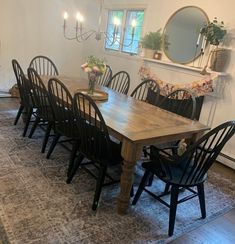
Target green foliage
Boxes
[141,29,162,50]
[201,17,227,46]
[87,55,106,73]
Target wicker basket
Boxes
[210,48,230,72]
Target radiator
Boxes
[217,153,235,170]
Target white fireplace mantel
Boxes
[142,58,228,77]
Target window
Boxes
[105,9,144,55]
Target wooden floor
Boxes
[0,97,19,111]
[1,97,235,244]
[171,208,235,244]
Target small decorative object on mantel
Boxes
[200,17,229,73]
[153,51,162,60]
[140,29,163,59]
[81,55,106,95]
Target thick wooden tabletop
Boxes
[41,75,209,146]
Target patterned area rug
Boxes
[0,110,235,244]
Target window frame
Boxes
[104,7,146,56]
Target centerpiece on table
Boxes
[81,55,106,95]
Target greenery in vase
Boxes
[81,55,106,75]
[140,29,163,51]
[200,17,227,46]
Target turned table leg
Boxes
[117,139,142,215]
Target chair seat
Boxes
[142,160,207,186]
[81,125,123,165]
[55,121,80,139]
[36,107,54,121]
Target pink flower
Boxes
[81,63,88,69]
[84,67,92,73]
[92,66,100,73]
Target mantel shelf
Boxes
[142,58,228,77]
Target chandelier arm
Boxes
[105,31,134,47]
[63,27,79,40]
[103,32,118,46]
[76,30,96,42]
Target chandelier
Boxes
[63,0,137,47]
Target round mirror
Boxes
[163,6,209,64]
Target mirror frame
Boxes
[163,6,209,64]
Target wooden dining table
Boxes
[41,75,209,215]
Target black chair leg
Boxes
[67,140,79,177]
[14,104,24,125]
[28,116,40,138]
[132,170,151,205]
[146,173,154,186]
[46,133,60,159]
[164,183,171,194]
[41,122,53,153]
[168,185,179,236]
[22,108,33,137]
[197,183,206,219]
[66,153,84,184]
[92,164,107,211]
[130,185,134,197]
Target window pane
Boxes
[122,10,144,54]
[105,10,124,51]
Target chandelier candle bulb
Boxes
[113,17,120,26]
[131,19,137,36]
[63,12,68,28]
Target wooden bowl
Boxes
[75,89,108,101]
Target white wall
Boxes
[83,0,235,167]
[0,0,90,91]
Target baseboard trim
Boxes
[217,153,235,170]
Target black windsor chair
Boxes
[46,78,78,173]
[12,59,35,137]
[132,121,235,236]
[130,79,160,105]
[107,71,130,95]
[27,68,54,153]
[29,55,59,76]
[96,65,112,87]
[67,92,123,210]
[157,89,197,120]
[147,89,198,187]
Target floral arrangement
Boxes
[81,55,106,94]
[81,55,106,76]
[200,17,227,46]
[138,66,216,97]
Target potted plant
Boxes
[201,17,230,72]
[141,29,163,59]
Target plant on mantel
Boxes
[140,29,163,59]
[200,17,230,73]
[201,17,227,46]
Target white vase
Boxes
[143,48,155,59]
